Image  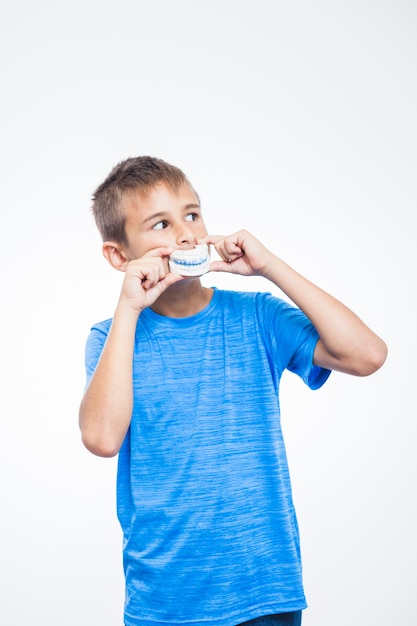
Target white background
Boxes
[1,1,415,625]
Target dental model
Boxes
[169,244,211,277]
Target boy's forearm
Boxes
[263,254,388,376]
[79,305,139,457]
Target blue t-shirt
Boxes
[85,289,331,626]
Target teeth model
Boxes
[169,244,210,277]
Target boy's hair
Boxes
[92,156,191,244]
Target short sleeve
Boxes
[256,293,331,390]
[84,320,112,388]
[287,330,331,389]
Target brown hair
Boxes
[92,156,192,244]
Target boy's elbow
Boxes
[79,410,122,458]
[81,432,120,458]
[355,339,388,376]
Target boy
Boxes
[79,156,387,626]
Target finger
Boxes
[209,260,236,273]
[196,235,224,246]
[144,271,184,294]
[216,241,243,263]
[128,255,170,281]
[142,246,176,259]
[143,256,176,287]
[139,264,162,290]
[198,235,242,261]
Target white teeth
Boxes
[169,244,210,276]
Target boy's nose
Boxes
[175,223,195,246]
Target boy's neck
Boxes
[150,281,214,318]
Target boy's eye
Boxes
[185,213,198,222]
[153,220,169,230]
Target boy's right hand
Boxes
[118,247,184,313]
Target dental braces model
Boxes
[169,244,210,277]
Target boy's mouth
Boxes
[168,244,210,277]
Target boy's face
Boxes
[120,181,208,261]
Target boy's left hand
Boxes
[198,230,273,277]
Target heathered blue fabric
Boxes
[84,289,331,626]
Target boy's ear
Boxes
[102,242,130,272]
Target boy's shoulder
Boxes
[215,287,271,305]
[219,288,290,312]
[90,317,112,334]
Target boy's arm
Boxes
[79,305,138,457]
[200,231,388,376]
[79,248,183,457]
[261,255,387,375]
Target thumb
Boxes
[209,260,235,273]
